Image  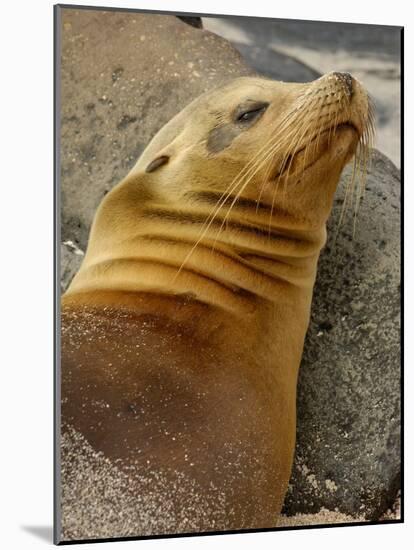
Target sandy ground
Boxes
[276,495,400,527]
[60,421,399,542]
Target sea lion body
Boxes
[61,74,372,535]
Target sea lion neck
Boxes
[65,183,325,316]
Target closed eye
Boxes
[235,102,269,124]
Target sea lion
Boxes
[61,72,373,538]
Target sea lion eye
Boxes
[236,102,269,123]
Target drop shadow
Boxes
[21,525,53,543]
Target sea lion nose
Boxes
[333,71,354,96]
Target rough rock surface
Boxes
[283,150,401,519]
[233,43,320,83]
[58,7,400,521]
[60,241,84,294]
[59,8,252,251]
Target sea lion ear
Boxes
[145,155,169,173]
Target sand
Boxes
[59,426,400,542]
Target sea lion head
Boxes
[65,72,374,310]
[133,72,374,230]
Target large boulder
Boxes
[59,8,400,520]
[59,8,252,250]
[283,150,401,519]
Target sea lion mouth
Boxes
[271,122,360,181]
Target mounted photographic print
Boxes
[54,4,403,544]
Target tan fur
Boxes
[61,73,372,535]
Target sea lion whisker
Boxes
[212,148,282,248]
[268,171,287,238]
[207,109,299,215]
[302,107,326,177]
[299,105,324,176]
[252,112,311,219]
[266,110,312,230]
[333,157,356,244]
[210,118,307,247]
[352,129,374,236]
[174,149,275,276]
[188,145,273,240]
[249,108,309,195]
[279,106,317,192]
[184,110,305,262]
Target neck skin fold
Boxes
[65,189,327,317]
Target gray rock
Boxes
[59,8,252,250]
[283,150,401,519]
[203,16,401,59]
[60,241,84,293]
[234,43,320,82]
[59,7,400,519]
